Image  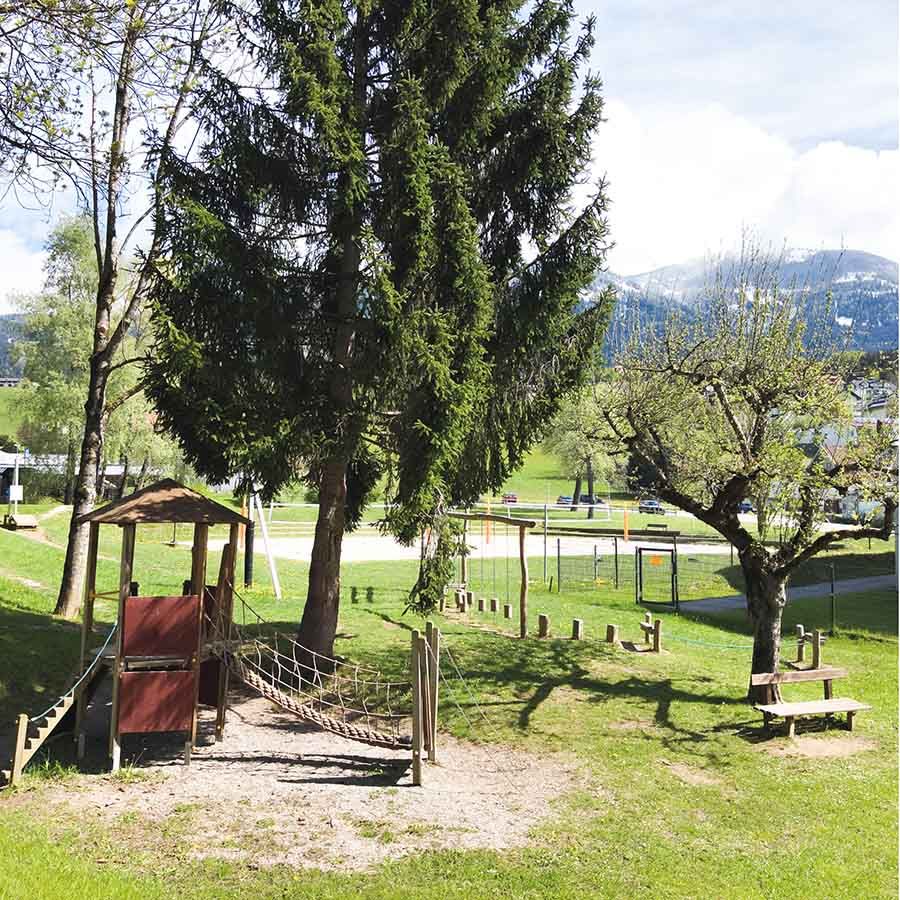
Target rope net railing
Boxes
[211,584,412,749]
[29,624,118,724]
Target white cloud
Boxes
[0,229,46,313]
[593,100,899,274]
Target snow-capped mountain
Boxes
[586,250,898,352]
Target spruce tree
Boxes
[147,0,613,657]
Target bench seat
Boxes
[754,697,871,736]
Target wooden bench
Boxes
[752,668,870,737]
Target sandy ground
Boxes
[25,684,584,872]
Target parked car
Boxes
[502,493,518,504]
[556,495,573,505]
[638,498,666,515]
[579,494,609,508]
[738,500,754,513]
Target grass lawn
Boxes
[0,516,897,899]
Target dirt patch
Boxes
[608,719,661,732]
[763,736,877,759]
[34,693,582,872]
[661,759,722,786]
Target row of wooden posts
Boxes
[447,589,664,652]
[793,624,827,669]
[410,622,440,787]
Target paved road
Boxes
[683,574,898,614]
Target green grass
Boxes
[0,510,897,898]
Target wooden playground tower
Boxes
[75,479,249,771]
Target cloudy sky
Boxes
[0,0,897,310]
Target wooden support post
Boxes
[10,714,28,786]
[420,630,432,756]
[643,612,652,645]
[189,524,209,749]
[503,603,512,619]
[490,597,498,613]
[785,716,796,739]
[477,596,485,613]
[796,624,805,663]
[75,522,100,755]
[110,524,136,772]
[215,525,239,742]
[411,630,423,786]
[460,518,468,587]
[426,623,440,763]
[653,619,662,653]
[812,629,823,670]
[606,624,619,645]
[519,525,528,640]
[465,590,474,610]
[572,619,584,640]
[538,614,550,638]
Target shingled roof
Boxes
[77,479,251,526]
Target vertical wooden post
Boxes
[426,622,440,763]
[796,624,805,663]
[477,596,485,613]
[465,590,474,610]
[189,524,209,752]
[606,624,619,645]
[519,525,528,640]
[410,630,423,786]
[460,519,468,587]
[110,523,136,772]
[503,603,512,619]
[215,525,239,741]
[490,597,498,613]
[572,619,584,640]
[643,612,652,645]
[420,628,432,755]
[10,714,28,786]
[653,619,662,653]
[538,614,550,638]
[75,522,100,755]
[812,629,822,670]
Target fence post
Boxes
[411,630,423,786]
[614,536,619,590]
[829,563,836,634]
[543,504,548,582]
[572,618,584,640]
[812,628,823,669]
[606,624,619,645]
[653,619,662,653]
[503,603,512,619]
[795,624,805,664]
[425,622,439,763]
[557,538,561,593]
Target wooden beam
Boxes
[411,630,423,786]
[10,714,28,786]
[109,523,136,772]
[427,624,440,763]
[75,522,100,753]
[518,525,528,639]
[451,511,537,529]
[189,524,209,749]
[215,524,239,741]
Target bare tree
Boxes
[600,243,897,698]
[1,1,222,616]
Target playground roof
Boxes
[77,479,251,526]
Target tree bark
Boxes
[117,453,129,499]
[298,458,348,660]
[54,357,108,617]
[135,454,149,491]
[586,457,595,519]
[741,553,788,703]
[571,474,582,512]
[63,438,75,505]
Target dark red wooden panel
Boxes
[118,670,196,734]
[198,658,221,707]
[122,595,200,658]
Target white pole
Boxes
[12,450,19,517]
[253,490,282,600]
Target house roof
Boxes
[77,479,251,526]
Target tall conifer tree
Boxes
[147,0,613,656]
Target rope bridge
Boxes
[212,586,412,749]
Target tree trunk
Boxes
[571,474,582,512]
[117,454,129,499]
[297,458,348,660]
[586,457,595,519]
[135,455,149,491]
[63,438,75,505]
[741,554,788,703]
[54,360,108,617]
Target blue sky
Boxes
[0,0,897,310]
